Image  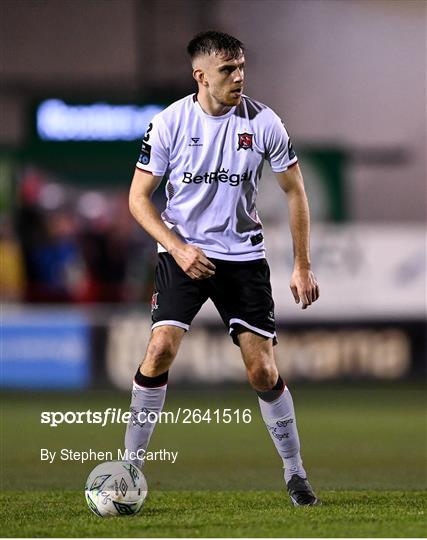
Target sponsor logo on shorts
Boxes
[151,292,159,312]
[182,168,253,187]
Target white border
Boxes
[152,320,190,331]
[135,162,166,176]
[229,318,276,339]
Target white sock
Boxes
[258,386,307,483]
[124,382,167,469]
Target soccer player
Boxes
[125,31,320,506]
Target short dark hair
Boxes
[187,30,244,61]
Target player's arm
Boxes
[274,163,319,309]
[129,168,215,279]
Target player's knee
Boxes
[247,362,278,392]
[145,331,179,369]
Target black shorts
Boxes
[151,253,276,346]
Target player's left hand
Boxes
[290,268,319,310]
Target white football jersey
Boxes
[136,94,297,261]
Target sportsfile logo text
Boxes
[41,407,253,427]
[182,168,253,186]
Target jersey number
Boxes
[143,122,153,142]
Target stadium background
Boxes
[0,0,426,537]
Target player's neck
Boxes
[196,92,233,117]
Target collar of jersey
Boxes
[193,97,236,120]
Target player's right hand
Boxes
[169,244,216,280]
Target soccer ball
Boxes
[85,461,147,517]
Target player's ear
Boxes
[193,68,207,86]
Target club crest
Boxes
[237,132,253,151]
[151,292,159,312]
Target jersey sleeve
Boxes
[136,114,169,176]
[265,112,298,173]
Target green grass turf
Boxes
[1,384,426,537]
[1,490,426,537]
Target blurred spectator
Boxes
[16,169,85,302]
[15,168,46,299]
[76,191,134,302]
[14,167,158,304]
[0,217,26,301]
[20,208,85,303]
[31,209,85,302]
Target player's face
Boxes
[205,52,245,107]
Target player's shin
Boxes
[124,369,168,469]
[257,376,307,483]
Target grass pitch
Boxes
[1,384,426,537]
[1,490,426,537]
